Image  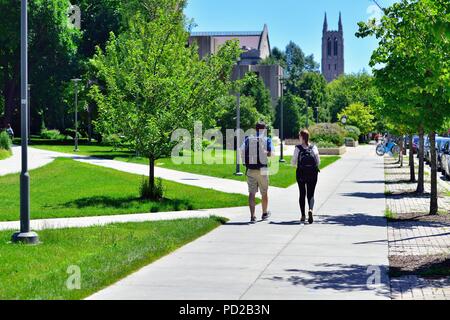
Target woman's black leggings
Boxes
[297,176,318,215]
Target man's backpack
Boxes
[244,136,269,170]
[297,145,319,175]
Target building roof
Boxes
[189,25,271,60]
[190,31,262,37]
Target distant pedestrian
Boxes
[6,124,14,140]
[241,122,274,224]
[292,129,320,224]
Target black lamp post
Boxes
[235,58,243,176]
[303,90,312,129]
[12,0,39,245]
[71,78,81,152]
[278,76,286,163]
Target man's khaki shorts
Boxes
[247,169,270,195]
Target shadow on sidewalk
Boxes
[264,263,390,295]
[319,214,387,227]
[342,192,385,199]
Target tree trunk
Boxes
[87,103,92,143]
[417,127,425,194]
[409,135,416,182]
[399,137,404,167]
[149,157,155,194]
[429,132,438,215]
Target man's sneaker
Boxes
[250,216,257,224]
[308,211,314,225]
[262,212,271,221]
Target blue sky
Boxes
[185,0,398,74]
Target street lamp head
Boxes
[71,78,82,83]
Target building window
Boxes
[328,64,331,70]
[327,38,331,56]
[335,64,337,70]
[334,38,338,56]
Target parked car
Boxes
[417,136,429,159]
[437,138,450,171]
[424,137,450,170]
[441,141,450,180]
[405,135,419,154]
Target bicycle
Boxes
[376,139,400,157]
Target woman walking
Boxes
[291,130,320,224]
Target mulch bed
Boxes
[388,212,450,224]
[390,255,450,278]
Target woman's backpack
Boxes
[297,145,319,176]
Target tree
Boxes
[337,102,375,137]
[285,41,305,79]
[357,0,450,215]
[241,73,273,122]
[90,3,241,198]
[261,47,286,69]
[0,0,80,131]
[216,95,267,135]
[290,72,328,123]
[275,93,306,139]
[325,72,383,123]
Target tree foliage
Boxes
[90,4,241,196]
[338,102,375,136]
[357,0,450,214]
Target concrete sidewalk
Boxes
[0,207,249,232]
[1,146,275,196]
[0,146,71,176]
[88,146,390,300]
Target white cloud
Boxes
[367,4,383,22]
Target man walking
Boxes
[241,122,274,224]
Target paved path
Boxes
[0,207,248,232]
[89,146,390,300]
[0,146,274,196]
[0,146,68,176]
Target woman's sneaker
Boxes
[262,212,271,221]
[308,211,314,225]
[250,216,257,224]
[301,214,306,223]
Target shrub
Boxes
[314,141,336,148]
[140,177,165,200]
[102,133,123,146]
[0,131,12,150]
[344,125,361,141]
[64,128,83,141]
[40,129,65,141]
[309,123,346,147]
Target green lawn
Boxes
[0,149,12,160]
[0,217,224,300]
[30,141,341,188]
[0,158,250,221]
[30,140,133,159]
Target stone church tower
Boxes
[321,12,344,82]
